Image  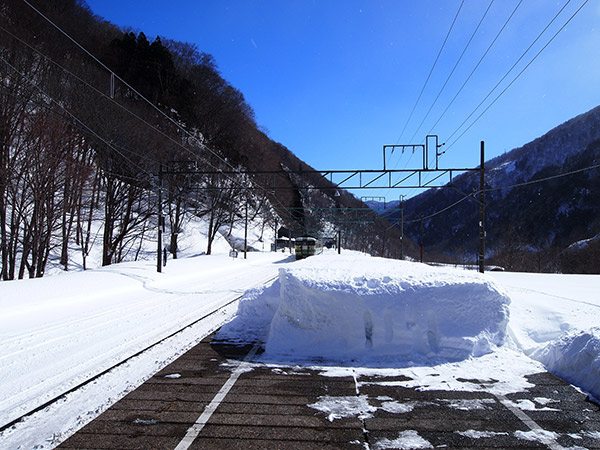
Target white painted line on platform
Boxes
[494,392,566,450]
[174,344,260,450]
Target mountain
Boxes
[381,105,600,273]
[0,0,416,280]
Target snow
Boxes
[308,395,376,421]
[531,327,600,402]
[491,271,600,402]
[373,430,433,449]
[217,253,511,365]
[514,429,561,445]
[457,430,508,439]
[0,250,288,450]
[1,248,600,449]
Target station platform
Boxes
[56,336,600,450]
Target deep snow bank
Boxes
[216,253,511,365]
[532,327,600,402]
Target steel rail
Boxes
[0,274,279,433]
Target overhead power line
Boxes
[382,158,600,232]
[409,0,495,143]
[17,0,296,216]
[19,0,250,181]
[426,0,524,135]
[396,0,465,144]
[0,54,152,178]
[444,0,586,151]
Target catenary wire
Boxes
[14,2,299,225]
[405,0,583,205]
[426,0,524,135]
[395,0,465,145]
[443,0,583,151]
[382,159,600,233]
[371,0,465,204]
[0,55,152,178]
[0,24,222,173]
[18,0,284,205]
[19,0,230,170]
[408,0,495,144]
[385,0,494,203]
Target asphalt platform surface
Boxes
[56,336,600,450]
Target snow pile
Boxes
[491,272,600,403]
[531,327,600,402]
[216,253,511,365]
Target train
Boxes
[294,236,323,260]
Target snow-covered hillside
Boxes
[485,104,600,192]
[393,105,600,271]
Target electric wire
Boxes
[0,85,161,186]
[395,0,464,144]
[20,0,227,169]
[18,0,287,211]
[363,0,590,246]
[415,0,583,199]
[14,1,297,228]
[382,158,600,233]
[486,161,600,193]
[0,54,152,179]
[426,0,524,136]
[0,24,217,173]
[383,0,493,206]
[443,0,583,151]
[408,0,495,144]
[16,0,592,250]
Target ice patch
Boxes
[533,397,559,406]
[443,398,496,411]
[132,418,158,425]
[504,398,560,411]
[307,395,376,421]
[457,430,509,439]
[348,347,543,397]
[309,395,436,420]
[373,430,433,449]
[514,429,560,445]
[379,400,421,414]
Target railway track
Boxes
[0,274,278,434]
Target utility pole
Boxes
[479,141,486,273]
[399,195,405,260]
[244,201,248,259]
[337,229,341,254]
[157,164,163,273]
[420,214,424,263]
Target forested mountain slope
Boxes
[0,0,412,280]
[386,105,600,273]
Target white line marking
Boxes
[174,345,259,450]
[494,392,566,450]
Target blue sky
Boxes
[85,0,599,200]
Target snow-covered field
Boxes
[1,246,599,449]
